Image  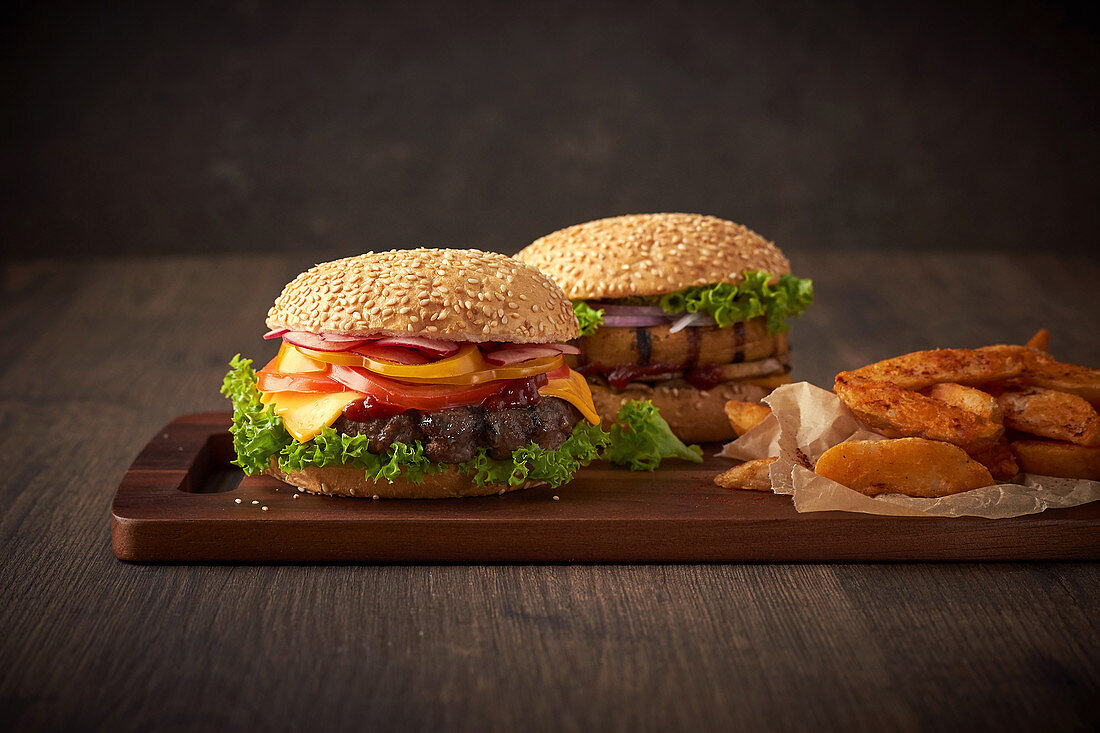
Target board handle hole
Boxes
[193,467,245,494]
[178,433,245,493]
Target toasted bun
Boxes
[590,380,773,443]
[267,248,577,343]
[265,461,543,499]
[516,213,790,299]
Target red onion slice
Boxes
[282,331,370,352]
[263,328,289,340]
[601,315,672,328]
[668,312,716,334]
[596,304,670,317]
[373,336,460,356]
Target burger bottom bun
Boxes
[264,460,543,499]
[590,380,772,443]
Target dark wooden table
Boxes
[1,251,1097,731]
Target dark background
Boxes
[2,0,1098,260]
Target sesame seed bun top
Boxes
[266,248,578,343]
[515,213,790,299]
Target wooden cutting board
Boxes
[111,413,1100,562]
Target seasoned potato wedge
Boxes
[714,457,777,492]
[724,400,772,436]
[1011,440,1100,480]
[814,438,995,497]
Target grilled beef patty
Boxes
[332,397,583,463]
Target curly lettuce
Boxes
[278,426,449,484]
[457,421,610,488]
[221,356,610,488]
[221,354,291,475]
[572,300,605,337]
[658,272,813,334]
[606,400,703,471]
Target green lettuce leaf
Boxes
[221,356,609,488]
[458,421,610,488]
[572,300,605,337]
[277,426,449,483]
[658,272,813,334]
[606,400,703,471]
[220,354,291,475]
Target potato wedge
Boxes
[926,382,1003,423]
[1024,328,1050,352]
[843,348,1022,391]
[1011,440,1100,480]
[978,345,1100,408]
[714,457,776,492]
[995,387,1100,446]
[967,438,1020,482]
[814,438,995,498]
[724,400,772,436]
[834,374,1003,454]
[924,383,1016,479]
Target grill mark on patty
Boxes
[685,328,701,369]
[634,327,652,366]
[732,320,746,363]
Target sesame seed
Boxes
[251,500,259,505]
[293,494,300,499]
[234,498,242,504]
[261,506,269,511]
[553,495,560,501]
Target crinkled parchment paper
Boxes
[719,382,1100,518]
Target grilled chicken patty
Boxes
[573,318,786,369]
[333,398,583,463]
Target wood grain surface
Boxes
[1,251,1098,730]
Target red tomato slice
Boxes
[256,357,345,393]
[256,370,346,393]
[328,365,513,411]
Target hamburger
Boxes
[221,248,606,498]
[515,213,813,442]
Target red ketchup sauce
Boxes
[342,395,406,421]
[480,374,547,410]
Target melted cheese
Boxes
[540,370,601,425]
[261,390,364,442]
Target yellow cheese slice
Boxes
[261,390,364,442]
[273,343,327,373]
[539,370,601,425]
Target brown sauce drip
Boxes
[684,364,724,391]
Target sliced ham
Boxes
[281,331,371,352]
[482,343,579,365]
[373,336,460,356]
